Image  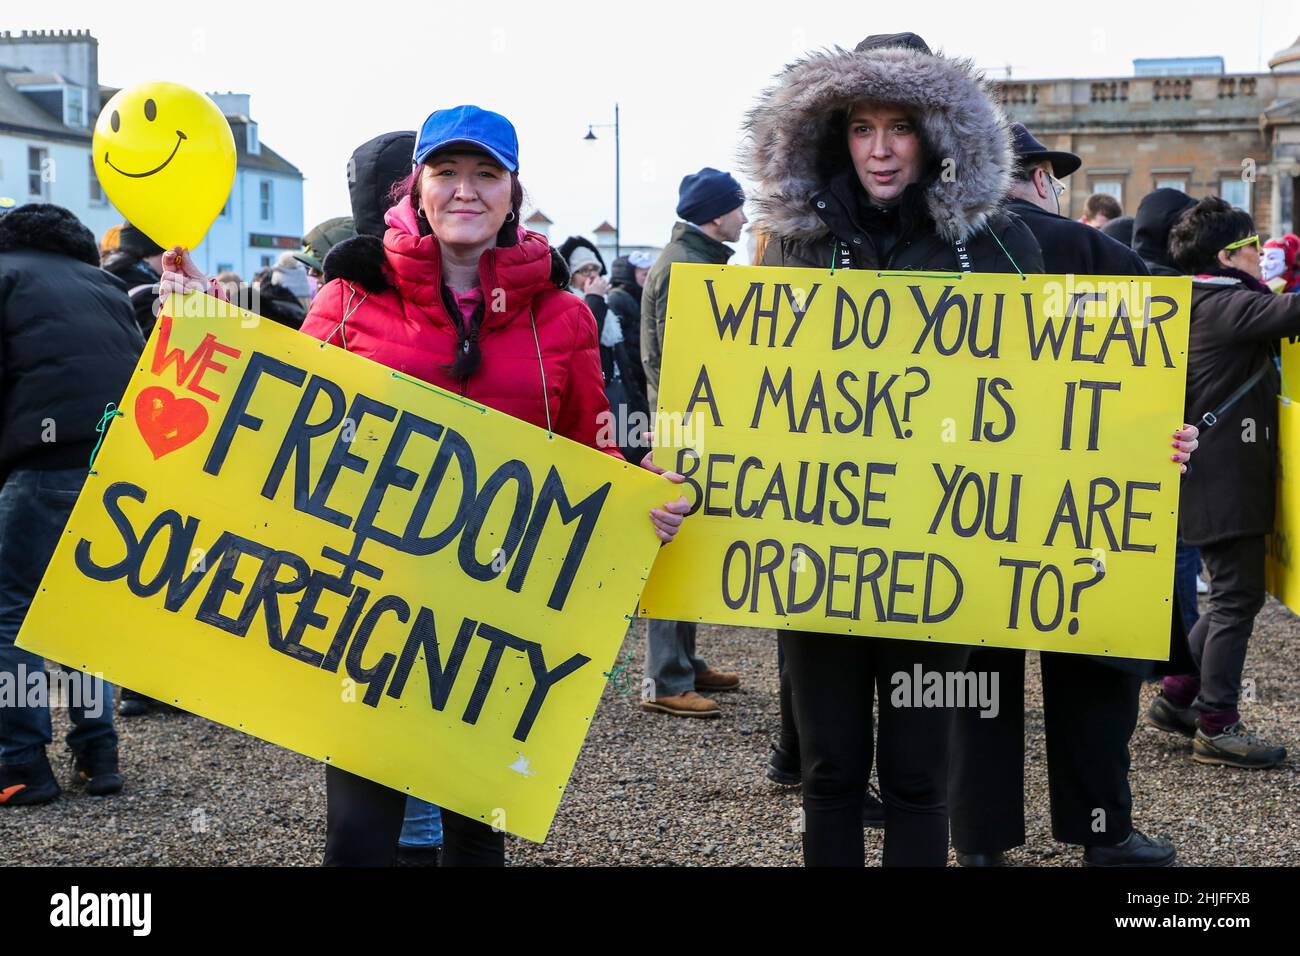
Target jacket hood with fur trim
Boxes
[743,44,1014,244]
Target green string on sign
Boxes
[603,647,636,696]
[88,403,124,475]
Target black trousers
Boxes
[950,647,1141,854]
[323,765,505,866]
[780,630,968,867]
[1188,534,1266,713]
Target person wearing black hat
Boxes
[1000,124,1148,276]
[948,123,1197,868]
[639,167,747,719]
[102,223,165,339]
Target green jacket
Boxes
[640,221,735,406]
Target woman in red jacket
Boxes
[163,105,689,866]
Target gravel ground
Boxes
[3,595,1297,866]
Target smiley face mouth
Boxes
[104,130,187,178]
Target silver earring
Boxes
[417,206,427,220]
[505,211,516,222]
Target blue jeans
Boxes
[399,797,443,847]
[1174,541,1202,636]
[0,468,116,765]
[644,620,708,698]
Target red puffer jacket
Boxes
[300,197,619,458]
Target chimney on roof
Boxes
[0,28,100,116]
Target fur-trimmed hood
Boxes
[0,203,99,267]
[742,43,1013,244]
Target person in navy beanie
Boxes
[639,167,747,718]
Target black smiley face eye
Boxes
[110,110,120,132]
[144,98,157,121]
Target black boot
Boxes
[118,689,152,717]
[1083,829,1175,867]
[72,744,123,797]
[766,742,800,787]
[0,752,60,806]
[956,850,1005,867]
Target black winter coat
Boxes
[762,171,1044,275]
[0,204,144,478]
[1180,278,1300,546]
[1005,198,1149,277]
[101,250,161,338]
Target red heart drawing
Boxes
[134,386,210,460]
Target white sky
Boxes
[18,0,1300,248]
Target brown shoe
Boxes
[640,691,721,718]
[694,668,741,692]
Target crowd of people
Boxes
[1,30,1294,868]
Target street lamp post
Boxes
[583,103,621,258]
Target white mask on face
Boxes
[1262,247,1287,283]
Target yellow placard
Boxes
[18,292,664,842]
[638,264,1191,660]
[1266,339,1300,610]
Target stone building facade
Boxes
[994,35,1300,237]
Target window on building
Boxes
[216,262,234,274]
[1220,178,1250,212]
[261,255,272,268]
[64,86,85,127]
[28,146,49,198]
[1155,178,1186,193]
[259,180,273,221]
[1089,179,1123,207]
[89,154,104,204]
[247,123,260,156]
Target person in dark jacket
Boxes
[0,204,143,805]
[1133,187,1206,638]
[348,131,418,239]
[250,267,307,329]
[1133,188,1198,276]
[608,254,649,396]
[1000,126,1149,276]
[1101,215,1135,248]
[101,223,164,338]
[951,126,1196,868]
[638,169,747,719]
[1146,196,1298,769]
[560,239,651,464]
[744,31,1044,867]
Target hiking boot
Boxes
[1192,721,1286,769]
[694,668,740,692]
[1146,692,1198,738]
[1083,829,1176,867]
[767,743,800,787]
[72,745,124,796]
[0,753,60,806]
[640,691,720,718]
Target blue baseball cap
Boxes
[413,105,519,172]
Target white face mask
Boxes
[307,274,320,299]
[1262,247,1287,283]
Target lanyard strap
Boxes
[831,238,974,273]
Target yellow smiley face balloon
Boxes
[93,81,236,250]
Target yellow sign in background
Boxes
[19,293,664,842]
[639,264,1190,660]
[1266,338,1300,610]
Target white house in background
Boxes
[524,208,552,240]
[0,29,303,279]
[592,219,661,268]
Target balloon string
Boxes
[89,403,125,476]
